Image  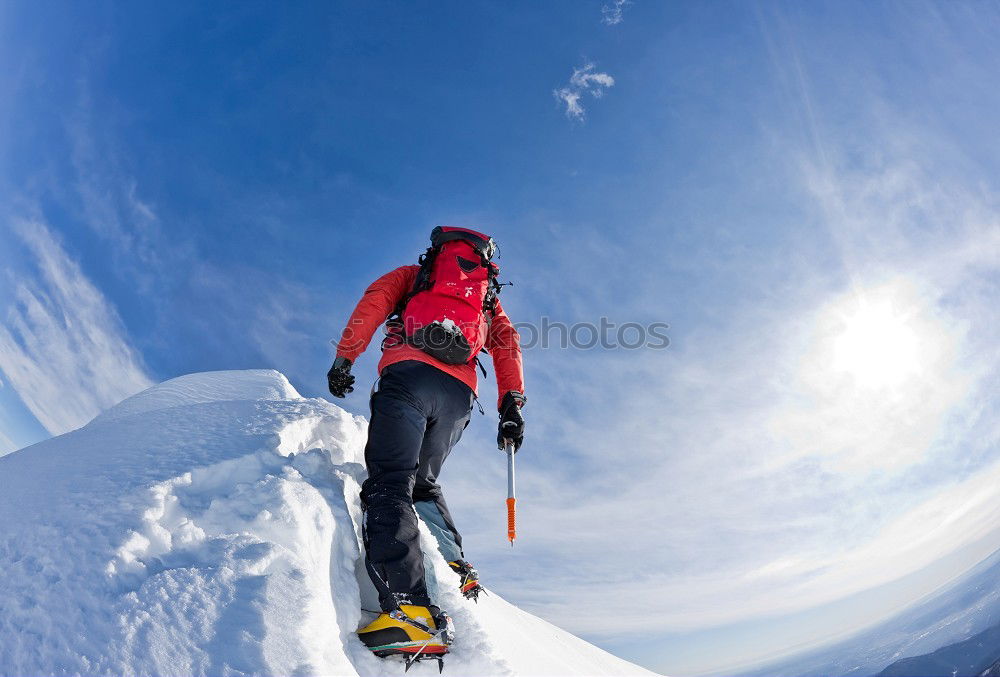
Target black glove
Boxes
[327,357,355,398]
[497,391,526,452]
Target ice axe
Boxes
[504,440,516,546]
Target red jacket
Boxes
[336,265,525,409]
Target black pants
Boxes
[360,360,473,611]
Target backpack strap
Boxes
[383,247,438,349]
[473,355,488,379]
[388,247,437,322]
[482,260,501,318]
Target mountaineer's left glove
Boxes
[497,391,526,452]
[327,357,355,398]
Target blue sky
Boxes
[2,2,999,674]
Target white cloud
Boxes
[553,63,615,120]
[554,88,584,119]
[601,0,631,26]
[0,219,154,435]
[570,65,615,92]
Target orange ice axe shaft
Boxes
[505,441,516,545]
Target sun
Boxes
[830,297,921,388]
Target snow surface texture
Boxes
[0,370,656,677]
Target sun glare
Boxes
[831,299,921,388]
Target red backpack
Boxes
[389,226,501,365]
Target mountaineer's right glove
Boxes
[327,357,355,398]
[497,390,526,452]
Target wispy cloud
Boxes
[460,92,1000,674]
[67,93,172,292]
[601,0,632,26]
[553,62,615,120]
[61,76,323,393]
[0,219,153,434]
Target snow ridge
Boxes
[0,370,656,676]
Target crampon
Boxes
[358,605,455,672]
[448,559,486,602]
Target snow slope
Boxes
[0,370,657,677]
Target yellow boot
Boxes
[358,604,453,659]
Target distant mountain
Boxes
[979,657,1000,676]
[738,547,1000,677]
[878,621,1000,677]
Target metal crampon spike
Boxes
[404,628,447,672]
[403,652,446,673]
